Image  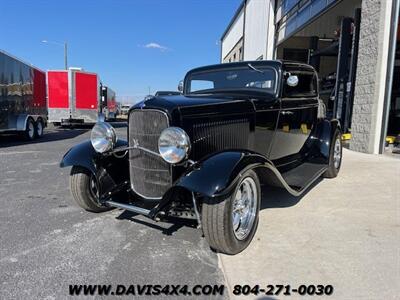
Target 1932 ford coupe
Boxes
[61,60,342,255]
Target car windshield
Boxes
[186,66,277,95]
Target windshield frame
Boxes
[184,65,279,96]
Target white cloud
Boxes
[142,42,169,51]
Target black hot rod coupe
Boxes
[60,60,342,255]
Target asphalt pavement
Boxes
[1,124,399,300]
[0,124,227,299]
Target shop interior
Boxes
[276,1,400,153]
[386,19,400,152]
[276,0,362,137]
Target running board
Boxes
[106,200,151,216]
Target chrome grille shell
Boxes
[128,109,171,199]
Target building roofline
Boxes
[220,0,246,41]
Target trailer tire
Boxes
[23,118,36,141]
[70,166,111,213]
[35,119,44,138]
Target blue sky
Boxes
[1,0,241,103]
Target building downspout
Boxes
[242,0,247,60]
[273,0,278,59]
[266,0,276,60]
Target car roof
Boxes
[186,60,315,75]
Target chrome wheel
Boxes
[333,137,342,169]
[232,177,258,240]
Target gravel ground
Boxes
[0,124,227,300]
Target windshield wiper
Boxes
[247,63,264,74]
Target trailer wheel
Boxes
[202,170,261,255]
[23,118,36,141]
[35,119,44,138]
[70,166,111,213]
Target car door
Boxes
[269,67,319,163]
[252,98,280,157]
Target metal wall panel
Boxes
[243,0,270,60]
[221,9,244,60]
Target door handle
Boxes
[281,111,294,115]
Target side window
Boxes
[283,71,318,98]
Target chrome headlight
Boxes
[158,127,190,164]
[91,122,117,153]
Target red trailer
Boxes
[0,50,47,140]
[47,69,101,125]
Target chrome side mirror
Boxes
[287,75,299,87]
[178,80,184,93]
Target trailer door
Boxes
[73,72,99,123]
[47,71,70,123]
[33,69,47,110]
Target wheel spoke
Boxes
[232,212,241,231]
[333,137,342,169]
[231,177,258,240]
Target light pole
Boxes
[42,40,68,70]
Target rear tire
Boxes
[35,119,44,138]
[70,166,111,213]
[323,129,342,178]
[202,170,261,255]
[23,118,35,141]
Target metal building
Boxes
[221,0,275,63]
[221,0,400,155]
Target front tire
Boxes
[323,129,342,178]
[70,166,111,213]
[202,170,261,255]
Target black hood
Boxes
[131,93,275,120]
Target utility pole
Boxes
[64,42,68,70]
[42,40,68,70]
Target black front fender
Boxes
[174,151,275,199]
[60,139,129,199]
[60,139,128,173]
[60,140,98,174]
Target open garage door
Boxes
[276,0,362,137]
